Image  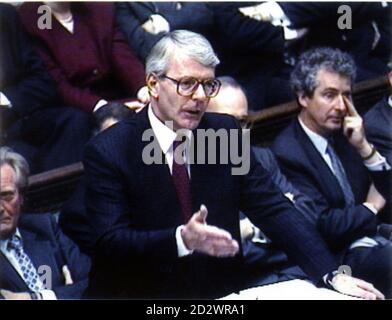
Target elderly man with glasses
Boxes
[83,30,384,300]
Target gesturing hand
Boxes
[181,205,239,257]
[331,273,385,300]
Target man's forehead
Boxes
[0,164,17,187]
[168,53,215,77]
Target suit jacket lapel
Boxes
[0,251,30,291]
[294,119,346,205]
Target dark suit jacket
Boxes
[0,3,57,126]
[83,107,338,299]
[19,2,145,113]
[0,213,91,299]
[365,97,392,165]
[272,119,385,251]
[253,146,317,224]
[116,2,214,61]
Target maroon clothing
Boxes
[19,2,145,113]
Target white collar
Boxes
[148,105,193,155]
[298,116,329,156]
[0,228,21,252]
[388,96,392,109]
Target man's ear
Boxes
[298,92,309,108]
[146,74,159,99]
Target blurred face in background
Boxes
[0,164,22,239]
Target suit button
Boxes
[93,69,99,75]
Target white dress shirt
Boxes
[0,92,12,107]
[0,229,57,299]
[148,105,194,257]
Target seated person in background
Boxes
[272,47,392,298]
[19,2,147,116]
[83,30,383,299]
[365,61,392,167]
[0,3,91,174]
[0,147,91,300]
[209,3,293,110]
[243,1,391,81]
[59,103,136,257]
[116,2,215,61]
[208,76,312,287]
[364,61,392,224]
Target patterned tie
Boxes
[326,144,355,207]
[7,235,44,292]
[172,140,192,222]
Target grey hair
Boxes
[0,146,30,191]
[291,47,356,97]
[146,30,220,76]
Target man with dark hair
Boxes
[84,31,384,299]
[272,47,392,298]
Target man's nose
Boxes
[191,83,208,100]
[335,95,346,112]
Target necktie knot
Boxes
[7,234,22,252]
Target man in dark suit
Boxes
[0,3,91,174]
[272,47,392,298]
[364,62,392,223]
[0,147,90,299]
[365,63,392,166]
[116,2,214,62]
[84,30,384,299]
[252,2,391,81]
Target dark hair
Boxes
[290,47,356,97]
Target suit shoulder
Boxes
[19,213,55,234]
[201,112,239,130]
[272,121,297,152]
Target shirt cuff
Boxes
[0,92,12,108]
[93,99,108,112]
[176,225,193,257]
[363,151,391,171]
[363,202,378,215]
[39,289,57,300]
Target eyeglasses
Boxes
[0,190,18,203]
[161,75,221,98]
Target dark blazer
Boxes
[0,3,57,125]
[0,213,91,299]
[252,146,317,224]
[83,107,338,299]
[365,97,392,165]
[272,119,385,251]
[19,2,145,113]
[116,2,215,61]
